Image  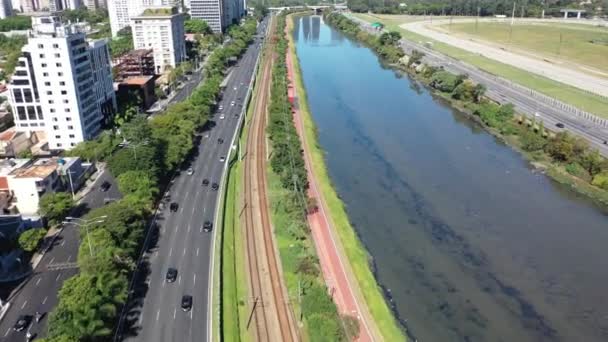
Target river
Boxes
[292,15,608,342]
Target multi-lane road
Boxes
[347,14,608,157]
[118,19,267,342]
[0,169,121,342]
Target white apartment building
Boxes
[108,0,180,37]
[8,15,116,151]
[0,0,13,19]
[131,7,185,73]
[189,0,223,33]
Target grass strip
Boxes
[353,13,608,117]
[287,14,407,341]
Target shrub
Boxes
[18,228,47,252]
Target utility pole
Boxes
[510,1,516,26]
[509,2,516,49]
[476,6,480,33]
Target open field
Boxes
[444,21,608,75]
[353,13,608,118]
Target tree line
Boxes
[268,12,357,341]
[40,18,259,342]
[328,12,608,204]
[347,0,608,17]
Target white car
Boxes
[187,167,194,175]
[233,86,237,90]
[220,114,225,120]
[219,156,225,162]
[218,105,223,110]
[230,101,235,106]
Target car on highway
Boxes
[170,202,179,212]
[14,315,29,332]
[181,295,193,311]
[233,86,237,90]
[218,138,224,144]
[99,181,111,192]
[202,178,209,186]
[166,268,178,283]
[220,114,225,120]
[203,221,213,232]
[218,105,223,111]
[219,156,225,162]
[187,167,194,175]
[211,183,219,191]
[230,101,235,106]
[556,122,565,128]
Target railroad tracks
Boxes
[242,16,298,342]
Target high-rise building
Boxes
[0,0,13,19]
[189,0,243,33]
[7,15,116,150]
[19,0,36,12]
[108,0,182,37]
[131,7,185,73]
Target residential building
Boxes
[112,49,155,81]
[189,0,223,33]
[8,15,116,151]
[0,128,41,157]
[131,7,185,73]
[19,0,36,12]
[0,0,13,19]
[48,0,82,10]
[108,0,182,37]
[88,40,117,126]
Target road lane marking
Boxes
[66,255,71,262]
[56,273,61,282]
[138,314,143,326]
[183,248,186,256]
[200,226,202,233]
[4,328,10,337]
[42,296,48,305]
[21,300,27,309]
[178,275,181,284]
[193,273,196,286]
[173,308,176,320]
[188,224,191,233]
[169,247,173,257]
[156,310,160,321]
[196,248,199,256]
[35,278,41,286]
[49,257,54,264]
[190,309,193,320]
[180,207,184,213]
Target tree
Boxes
[520,129,547,152]
[184,19,212,34]
[119,115,151,144]
[379,31,401,46]
[16,149,33,159]
[107,143,161,178]
[472,83,486,103]
[545,132,575,162]
[18,228,47,252]
[407,49,424,67]
[578,149,604,177]
[39,192,75,226]
[117,170,158,202]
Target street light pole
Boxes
[64,216,107,257]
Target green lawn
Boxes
[288,15,407,341]
[353,13,608,118]
[446,22,608,74]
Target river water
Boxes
[292,15,608,342]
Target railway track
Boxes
[243,16,298,342]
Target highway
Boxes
[0,169,121,342]
[118,19,267,342]
[348,14,608,157]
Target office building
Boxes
[131,7,185,73]
[8,15,116,151]
[108,0,182,37]
[0,0,12,19]
[189,0,223,33]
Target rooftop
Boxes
[122,76,154,86]
[11,164,56,179]
[135,7,179,18]
[0,159,30,176]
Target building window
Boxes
[59,81,65,86]
[57,143,62,147]
[66,117,72,121]
[39,54,44,58]
[38,44,43,49]
[12,89,23,103]
[44,82,51,86]
[55,135,61,139]
[46,91,52,95]
[52,117,58,122]
[53,44,59,48]
[61,90,67,95]
[17,107,26,120]
[71,143,76,147]
[43,72,49,77]
[69,134,75,138]
[63,99,69,104]
[65,108,70,112]
[53,125,59,130]
[41,63,47,67]
[50,109,55,113]
[56,63,62,67]
[48,100,54,104]
[54,53,60,58]
[27,106,36,120]
[68,125,73,130]
[58,72,63,76]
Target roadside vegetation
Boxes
[39,18,259,342]
[327,12,608,208]
[293,13,407,342]
[352,12,608,117]
[266,12,350,341]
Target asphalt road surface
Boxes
[348,15,608,157]
[119,20,267,342]
[0,169,121,342]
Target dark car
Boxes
[170,202,179,212]
[166,268,178,283]
[202,179,209,186]
[99,181,111,192]
[218,138,224,144]
[14,315,29,332]
[181,295,193,311]
[556,122,565,128]
[211,183,219,191]
[203,221,213,232]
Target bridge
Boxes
[268,4,345,13]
